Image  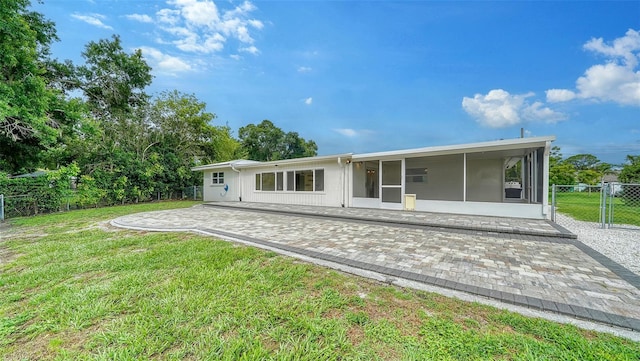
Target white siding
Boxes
[240,159,346,207]
[202,168,240,202]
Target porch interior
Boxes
[352,146,546,205]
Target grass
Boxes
[554,191,640,227]
[1,201,639,360]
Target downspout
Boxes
[231,163,242,201]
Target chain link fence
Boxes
[0,186,202,220]
[551,183,640,230]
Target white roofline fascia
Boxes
[191,154,353,171]
[191,159,260,171]
[352,136,556,160]
[238,153,353,169]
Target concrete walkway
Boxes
[111,203,640,336]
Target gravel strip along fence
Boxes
[556,213,640,276]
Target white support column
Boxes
[542,141,551,216]
[463,153,467,202]
[401,158,406,206]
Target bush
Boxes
[0,164,79,217]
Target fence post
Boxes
[1,194,4,221]
[600,180,606,229]
[193,185,196,200]
[551,184,556,222]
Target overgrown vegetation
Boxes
[1,1,317,206]
[1,203,638,360]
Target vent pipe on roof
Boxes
[520,128,524,138]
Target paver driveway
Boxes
[112,203,640,332]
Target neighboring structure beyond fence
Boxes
[552,183,640,230]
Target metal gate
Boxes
[551,183,640,230]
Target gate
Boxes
[551,183,640,230]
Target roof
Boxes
[191,136,556,171]
[191,159,261,171]
[11,170,48,178]
[191,153,353,171]
[352,136,556,161]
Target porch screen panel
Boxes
[382,161,401,185]
[382,188,401,203]
[381,160,402,203]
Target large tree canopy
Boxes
[0,0,67,172]
[0,1,320,206]
[239,120,317,161]
[76,35,153,119]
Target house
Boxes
[192,136,555,219]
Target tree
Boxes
[619,155,640,183]
[75,35,153,120]
[0,0,67,173]
[564,154,600,171]
[548,146,576,185]
[576,169,600,185]
[550,162,576,186]
[238,120,318,161]
[146,90,240,195]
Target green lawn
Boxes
[554,191,640,227]
[1,202,638,360]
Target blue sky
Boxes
[34,1,640,164]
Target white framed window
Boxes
[212,172,224,184]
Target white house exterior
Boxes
[192,136,555,219]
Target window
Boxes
[212,172,224,184]
[261,172,276,191]
[276,172,284,191]
[315,169,324,191]
[259,169,324,192]
[256,172,283,192]
[295,170,314,191]
[287,171,294,191]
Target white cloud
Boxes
[462,89,565,128]
[157,9,181,25]
[71,13,113,30]
[334,128,357,137]
[575,62,640,106]
[546,29,640,107]
[304,97,313,105]
[230,54,242,60]
[333,128,373,138]
[239,45,259,55]
[297,66,312,73]
[139,46,192,75]
[125,13,153,23]
[546,89,576,103]
[584,28,640,68]
[150,0,263,54]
